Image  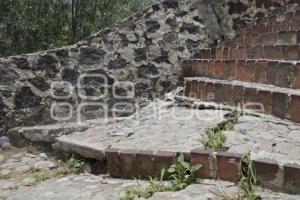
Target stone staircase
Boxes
[184,3,300,124]
[5,1,300,196]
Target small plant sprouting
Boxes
[28,166,41,173]
[119,153,202,200]
[167,153,202,191]
[239,152,260,200]
[0,174,10,180]
[202,127,227,152]
[56,154,85,176]
[202,109,243,152]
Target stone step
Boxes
[183,59,300,90]
[195,45,300,60]
[7,122,93,147]
[184,77,300,123]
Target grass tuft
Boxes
[119,153,201,200]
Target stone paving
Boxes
[53,100,228,159]
[0,148,57,191]
[1,173,300,200]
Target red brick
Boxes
[136,150,156,178]
[284,163,300,193]
[283,45,299,60]
[216,153,242,182]
[195,81,202,99]
[275,62,293,88]
[244,35,252,47]
[263,45,275,59]
[216,48,223,59]
[229,47,236,59]
[204,82,214,101]
[198,81,206,100]
[236,60,246,81]
[261,32,277,46]
[278,31,297,45]
[274,45,285,59]
[244,60,255,82]
[191,60,200,76]
[223,48,229,59]
[232,85,244,106]
[252,23,266,35]
[272,21,282,32]
[253,159,279,186]
[214,83,223,103]
[190,149,212,178]
[236,36,244,47]
[223,60,235,79]
[288,95,300,123]
[190,80,198,98]
[236,47,246,59]
[267,61,279,85]
[265,21,273,33]
[292,64,300,89]
[119,149,138,178]
[257,90,273,113]
[183,60,192,77]
[207,60,214,78]
[247,46,262,59]
[105,148,121,177]
[272,92,288,119]
[223,84,233,105]
[291,19,300,31]
[214,60,225,79]
[211,48,216,59]
[255,60,268,84]
[200,60,208,76]
[185,80,191,97]
[154,151,177,177]
[243,87,257,107]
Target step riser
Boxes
[183,60,300,89]
[185,79,300,123]
[105,148,300,194]
[196,45,300,60]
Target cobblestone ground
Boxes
[1,149,300,200]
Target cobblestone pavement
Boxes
[1,173,300,200]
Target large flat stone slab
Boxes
[53,100,228,159]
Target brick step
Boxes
[195,45,300,60]
[218,4,300,48]
[183,59,300,89]
[219,30,300,48]
[184,77,300,123]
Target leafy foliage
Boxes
[0,0,157,57]
[120,153,202,200]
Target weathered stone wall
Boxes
[0,0,232,135]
